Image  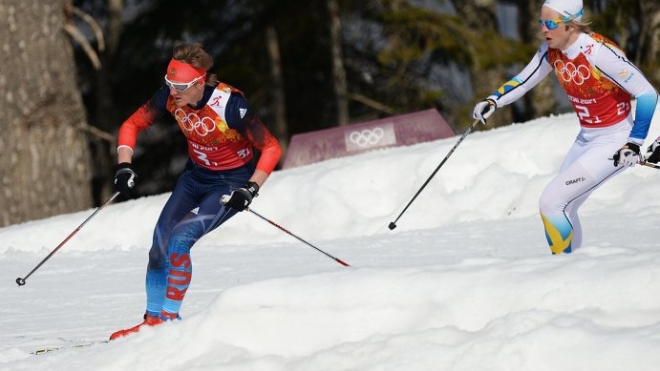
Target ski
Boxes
[32,340,109,355]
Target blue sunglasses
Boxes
[539,9,584,30]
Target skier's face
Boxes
[167,78,205,107]
[539,7,579,50]
[164,59,207,107]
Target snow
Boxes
[2,110,660,370]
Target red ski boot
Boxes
[109,314,164,340]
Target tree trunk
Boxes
[640,1,660,84]
[327,0,349,126]
[89,0,124,205]
[265,25,289,155]
[0,0,92,227]
[517,0,558,119]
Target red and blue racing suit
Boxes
[118,82,282,319]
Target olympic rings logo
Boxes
[175,108,216,136]
[553,60,591,85]
[348,127,385,147]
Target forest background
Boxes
[1,0,658,227]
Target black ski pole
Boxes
[608,157,660,169]
[640,161,660,170]
[247,208,350,267]
[388,119,479,230]
[16,191,120,286]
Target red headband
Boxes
[166,59,207,83]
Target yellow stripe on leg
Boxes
[541,214,573,255]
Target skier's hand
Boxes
[472,99,497,125]
[221,182,259,211]
[114,162,137,199]
[613,142,641,167]
[645,139,660,164]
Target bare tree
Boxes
[90,0,123,204]
[327,0,350,126]
[265,25,290,154]
[0,0,93,227]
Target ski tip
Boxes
[33,348,56,355]
[32,340,110,355]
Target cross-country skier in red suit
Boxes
[109,43,282,340]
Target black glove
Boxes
[221,181,259,211]
[612,142,641,167]
[114,162,137,198]
[645,139,660,164]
